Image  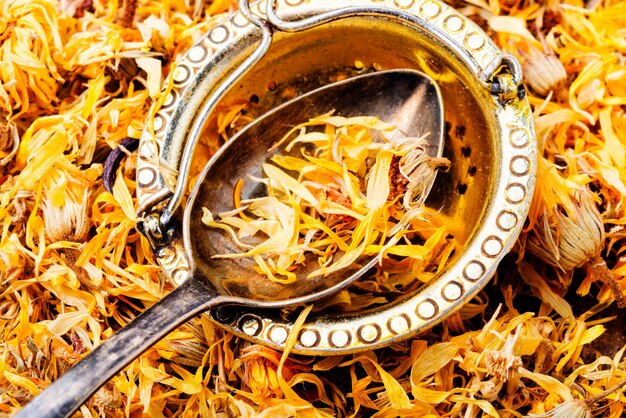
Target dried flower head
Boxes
[393,136,450,210]
[527,399,592,418]
[527,189,603,271]
[522,46,567,97]
[527,378,626,418]
[527,189,625,306]
[42,187,90,243]
[484,324,523,382]
[0,119,19,166]
[91,382,123,414]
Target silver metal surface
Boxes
[135,0,536,354]
[159,0,274,228]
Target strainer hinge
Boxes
[479,54,524,102]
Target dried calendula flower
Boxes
[91,381,123,415]
[393,135,450,211]
[484,324,523,382]
[527,189,625,307]
[521,45,567,97]
[41,181,90,243]
[479,325,524,401]
[202,114,449,282]
[527,189,603,272]
[0,118,19,166]
[527,378,626,418]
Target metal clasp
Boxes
[479,54,524,102]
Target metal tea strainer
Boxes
[135,0,536,355]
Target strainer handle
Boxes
[14,277,225,418]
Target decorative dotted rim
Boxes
[137,0,536,354]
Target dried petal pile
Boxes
[1,0,626,417]
[202,114,448,283]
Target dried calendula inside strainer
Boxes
[202,113,451,283]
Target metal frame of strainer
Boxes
[136,0,536,354]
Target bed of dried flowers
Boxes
[1,0,626,416]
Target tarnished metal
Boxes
[135,0,536,356]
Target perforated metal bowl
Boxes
[136,0,536,354]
